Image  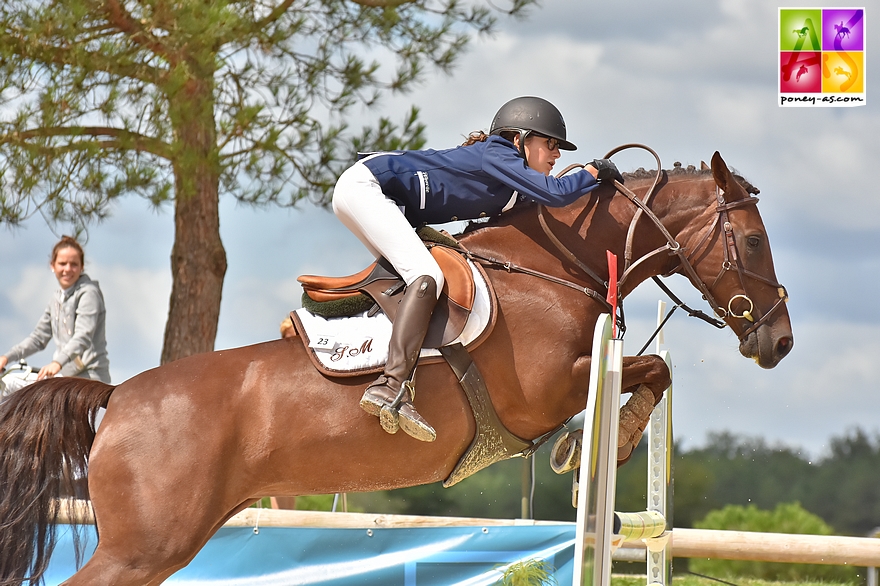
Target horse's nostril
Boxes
[776,336,794,357]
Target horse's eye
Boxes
[746,236,761,249]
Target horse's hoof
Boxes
[379,405,400,434]
[550,430,582,474]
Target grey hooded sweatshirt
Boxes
[3,273,110,382]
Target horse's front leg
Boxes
[617,354,671,464]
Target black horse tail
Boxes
[0,377,115,586]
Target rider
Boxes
[0,236,111,393]
[332,96,622,442]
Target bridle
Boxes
[678,183,789,340]
[537,144,788,343]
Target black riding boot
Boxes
[360,275,438,442]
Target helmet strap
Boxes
[516,129,530,166]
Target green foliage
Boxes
[808,428,880,536]
[690,502,859,583]
[0,0,536,230]
[293,494,334,511]
[674,431,816,527]
[495,559,557,585]
[674,429,880,536]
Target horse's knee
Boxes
[622,354,670,404]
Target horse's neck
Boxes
[460,175,715,291]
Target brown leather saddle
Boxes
[298,244,479,349]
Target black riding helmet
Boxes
[489,96,577,155]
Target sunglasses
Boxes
[530,133,560,152]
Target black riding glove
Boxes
[591,159,624,184]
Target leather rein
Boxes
[535,144,788,343]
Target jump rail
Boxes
[571,312,672,586]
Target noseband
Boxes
[540,145,788,343]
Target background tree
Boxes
[0,0,534,363]
[344,428,880,538]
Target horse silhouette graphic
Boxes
[834,66,852,80]
[834,21,851,40]
[796,64,809,82]
[793,26,809,38]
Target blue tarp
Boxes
[44,523,577,585]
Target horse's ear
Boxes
[700,161,709,170]
[710,151,746,201]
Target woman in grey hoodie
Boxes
[0,236,110,387]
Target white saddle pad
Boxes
[293,259,493,375]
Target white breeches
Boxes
[332,161,445,298]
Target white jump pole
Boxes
[572,305,674,586]
[572,313,623,586]
[647,300,673,586]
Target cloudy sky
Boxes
[1,0,877,458]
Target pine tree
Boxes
[0,0,533,362]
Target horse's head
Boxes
[683,152,794,368]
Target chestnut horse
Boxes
[0,151,793,585]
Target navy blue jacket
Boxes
[360,135,599,226]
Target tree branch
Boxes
[253,0,298,29]
[3,28,165,85]
[101,0,178,64]
[347,0,418,7]
[2,126,171,159]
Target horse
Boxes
[0,151,793,585]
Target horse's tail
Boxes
[0,377,115,586]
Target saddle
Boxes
[298,243,476,349]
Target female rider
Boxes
[332,96,621,442]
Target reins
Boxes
[534,144,788,345]
[461,248,613,314]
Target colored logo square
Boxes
[822,9,865,51]
[781,52,822,92]
[780,9,823,50]
[823,51,864,92]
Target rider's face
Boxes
[520,134,561,176]
[52,247,83,289]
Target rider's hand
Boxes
[0,355,7,371]
[37,361,61,380]
[591,159,624,184]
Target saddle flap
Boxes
[429,245,475,313]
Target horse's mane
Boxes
[624,163,760,195]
